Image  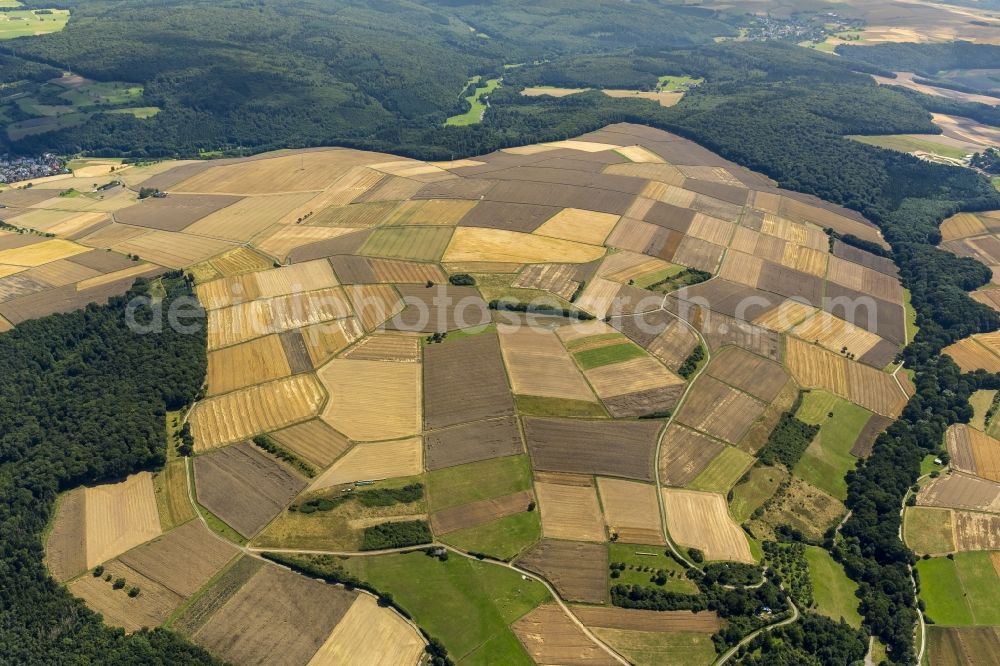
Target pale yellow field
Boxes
[534,208,620,246]
[942,337,1000,373]
[25,259,99,286]
[370,159,449,178]
[642,182,695,208]
[0,315,11,332]
[207,335,292,395]
[189,375,325,450]
[75,264,159,291]
[207,288,352,349]
[112,230,235,268]
[940,213,987,241]
[210,247,274,276]
[382,199,477,226]
[254,225,362,260]
[253,260,339,298]
[171,149,392,195]
[846,361,908,417]
[605,162,686,187]
[598,251,670,284]
[686,213,734,246]
[603,89,684,107]
[345,284,404,330]
[543,140,621,153]
[793,311,883,358]
[574,277,622,319]
[301,318,365,366]
[307,594,425,666]
[661,489,752,563]
[84,472,161,568]
[318,359,421,441]
[78,223,150,249]
[310,438,422,491]
[444,227,606,264]
[554,319,616,345]
[521,87,589,97]
[781,243,828,277]
[498,327,598,402]
[785,336,850,397]
[614,145,665,164]
[535,481,607,542]
[779,197,887,249]
[0,239,89,267]
[342,333,421,362]
[8,209,100,234]
[605,216,660,254]
[184,193,317,242]
[718,251,764,288]
[317,166,388,206]
[596,477,664,545]
[585,356,684,399]
[760,214,828,251]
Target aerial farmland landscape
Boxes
[3,1,1000,665]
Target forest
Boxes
[0,276,213,663]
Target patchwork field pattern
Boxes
[512,604,617,665]
[661,489,753,563]
[517,539,608,604]
[596,477,664,545]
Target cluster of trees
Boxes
[292,483,424,514]
[251,434,315,477]
[0,275,215,663]
[756,392,819,468]
[971,148,1000,175]
[731,612,868,666]
[763,542,814,609]
[487,299,595,320]
[361,520,432,551]
[678,344,705,379]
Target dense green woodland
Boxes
[0,277,214,664]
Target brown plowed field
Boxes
[917,473,1000,512]
[345,284,403,331]
[739,379,799,454]
[536,481,606,542]
[850,414,892,458]
[659,424,726,487]
[498,327,598,403]
[319,359,421,442]
[190,562,357,666]
[572,607,721,633]
[846,361,907,418]
[279,329,313,373]
[671,235,724,273]
[423,332,515,429]
[596,478,663,545]
[173,556,266,636]
[605,216,661,254]
[194,442,307,538]
[190,374,325,450]
[947,424,983,476]
[255,226,361,260]
[342,333,420,362]
[676,375,765,445]
[207,335,292,395]
[524,417,661,481]
[430,490,534,534]
[602,385,684,419]
[387,284,491,333]
[424,416,524,470]
[512,263,580,300]
[928,627,1000,666]
[45,489,87,582]
[369,258,446,284]
[118,520,239,597]
[70,560,184,632]
[647,319,699,371]
[512,604,618,666]
[706,346,789,402]
[270,420,352,469]
[662,489,753,563]
[114,194,242,232]
[953,510,1000,551]
[517,540,608,604]
[309,437,423,490]
[112,229,236,268]
[458,200,558,233]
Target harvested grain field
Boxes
[318,359,421,441]
[512,263,582,300]
[210,246,274,276]
[917,472,1000,512]
[517,539,608,604]
[207,335,292,395]
[942,337,1000,373]
[0,238,89,267]
[512,604,618,666]
[661,489,753,563]
[753,300,818,332]
[84,472,161,568]
[153,459,196,532]
[524,416,661,481]
[574,277,622,319]
[444,227,606,264]
[424,416,524,470]
[118,520,239,597]
[430,489,534,534]
[270,419,352,469]
[190,375,325,450]
[498,327,598,402]
[45,489,87,582]
[704,347,789,402]
[190,562,357,666]
[309,438,423,491]
[255,226,362,260]
[572,607,721,633]
[115,194,242,233]
[382,198,476,226]
[947,424,1000,482]
[676,376,765,445]
[194,442,307,538]
[358,226,453,261]
[301,318,364,365]
[69,560,183,632]
[534,208,620,245]
[423,332,514,429]
[793,311,885,360]
[368,258,445,284]
[207,288,352,349]
[342,333,420,362]
[307,594,425,666]
[928,627,1000,666]
[596,477,664,545]
[345,284,404,331]
[659,424,726,487]
[953,510,1000,551]
[184,193,317,241]
[112,229,235,268]
[535,481,607,542]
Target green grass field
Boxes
[992,176,1000,192]
[514,394,608,418]
[688,446,755,493]
[440,510,541,561]
[903,288,919,344]
[631,265,682,289]
[608,542,698,594]
[426,455,533,513]
[7,112,88,141]
[657,75,703,92]
[794,390,870,500]
[903,506,955,555]
[563,332,626,350]
[359,226,454,261]
[573,342,647,370]
[108,106,161,119]
[846,134,971,160]
[342,551,550,663]
[915,553,1000,625]
[58,82,144,108]
[805,546,862,628]
[446,76,502,126]
[0,9,69,39]
[592,628,716,666]
[0,0,23,7]
[729,465,787,522]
